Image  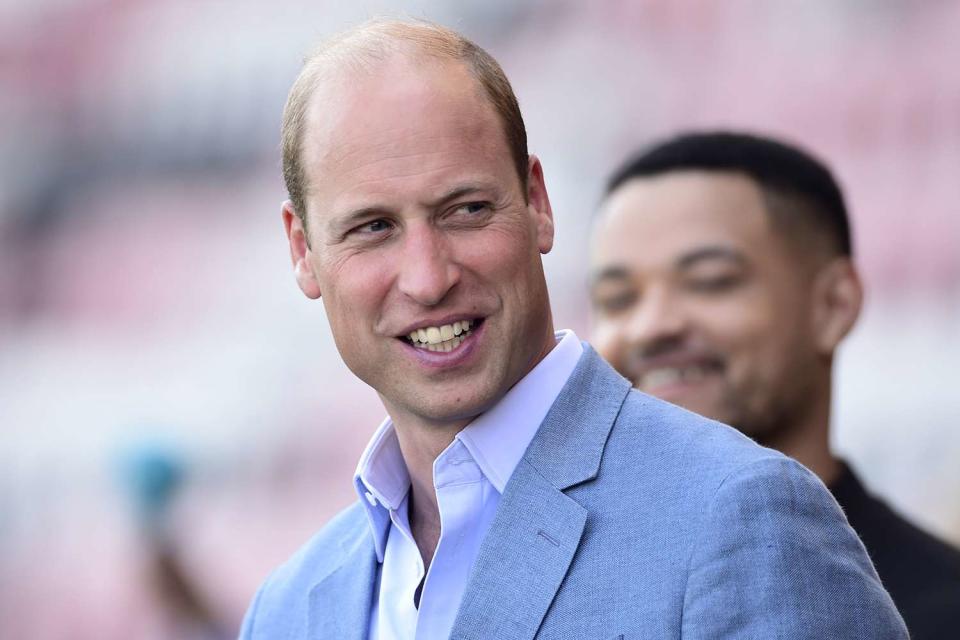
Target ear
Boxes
[810,258,862,356]
[282,200,322,299]
[526,155,555,254]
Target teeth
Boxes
[641,365,710,389]
[405,320,474,352]
[642,368,682,388]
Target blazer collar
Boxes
[449,345,632,640]
[523,344,632,490]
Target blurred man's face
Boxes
[589,171,822,440]
[284,57,556,429]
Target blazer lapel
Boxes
[449,347,632,640]
[307,531,378,640]
[449,459,587,640]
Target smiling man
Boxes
[240,23,906,640]
[591,131,960,639]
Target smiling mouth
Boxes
[400,318,481,352]
[636,361,723,390]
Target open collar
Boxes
[353,330,583,561]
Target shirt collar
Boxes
[352,416,406,561]
[456,329,583,492]
[353,329,583,560]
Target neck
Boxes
[769,423,841,487]
[761,372,841,487]
[380,322,560,566]
[387,415,465,569]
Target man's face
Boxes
[286,57,555,429]
[589,171,822,440]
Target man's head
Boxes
[282,20,556,430]
[590,132,862,446]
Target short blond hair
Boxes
[281,19,529,229]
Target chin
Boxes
[454,394,500,421]
[424,401,493,424]
[411,391,498,426]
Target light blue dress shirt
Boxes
[354,330,583,640]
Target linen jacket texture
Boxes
[239,345,908,639]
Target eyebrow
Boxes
[675,245,747,270]
[590,266,632,287]
[426,183,497,209]
[326,206,387,237]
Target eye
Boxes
[686,273,742,293]
[350,218,393,236]
[592,290,638,314]
[452,202,492,217]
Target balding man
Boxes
[240,23,906,640]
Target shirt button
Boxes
[365,491,377,506]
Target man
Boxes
[241,22,906,639]
[590,131,960,639]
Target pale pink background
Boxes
[2,1,958,637]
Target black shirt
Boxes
[832,462,960,640]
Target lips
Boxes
[399,318,480,352]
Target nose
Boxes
[396,223,461,306]
[625,286,687,352]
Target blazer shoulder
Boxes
[679,454,908,638]
[240,500,369,638]
[610,388,788,482]
[267,500,368,591]
[575,388,813,553]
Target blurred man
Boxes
[240,23,906,639]
[590,131,960,639]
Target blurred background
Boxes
[2,0,958,637]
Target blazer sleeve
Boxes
[680,456,908,639]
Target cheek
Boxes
[317,255,392,330]
[467,222,530,260]
[691,290,779,348]
[457,226,538,289]
[711,305,802,386]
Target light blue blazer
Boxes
[240,346,907,639]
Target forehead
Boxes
[300,56,511,216]
[591,171,780,270]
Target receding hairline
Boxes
[281,19,530,231]
[297,20,476,91]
